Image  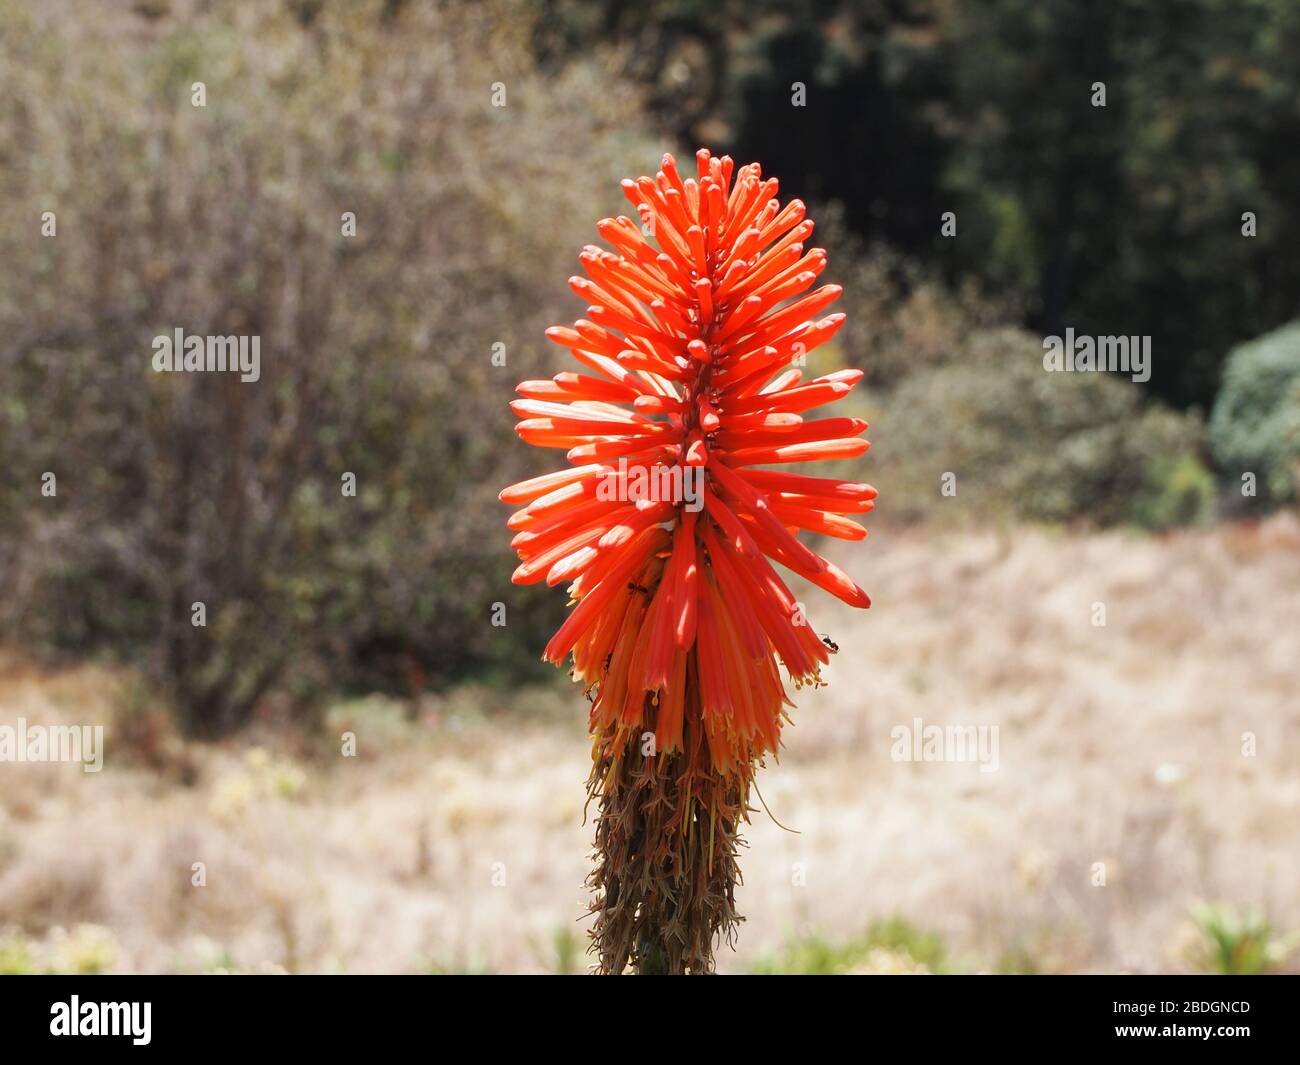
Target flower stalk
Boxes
[502,150,874,973]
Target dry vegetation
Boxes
[2,516,1296,974]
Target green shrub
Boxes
[1132,453,1216,531]
[1209,323,1300,507]
[751,916,948,975]
[871,328,1213,528]
[1187,902,1298,976]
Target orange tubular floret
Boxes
[724,438,871,467]
[737,466,877,499]
[510,497,629,548]
[500,463,602,506]
[769,503,869,541]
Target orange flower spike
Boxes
[500,151,874,975]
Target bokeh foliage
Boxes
[870,328,1213,529]
[1210,322,1300,507]
[535,0,1300,410]
[0,0,658,734]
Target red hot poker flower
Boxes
[501,150,874,973]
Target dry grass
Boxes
[1,516,1297,973]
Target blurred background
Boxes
[0,0,1297,974]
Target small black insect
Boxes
[820,634,839,652]
[627,582,650,596]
